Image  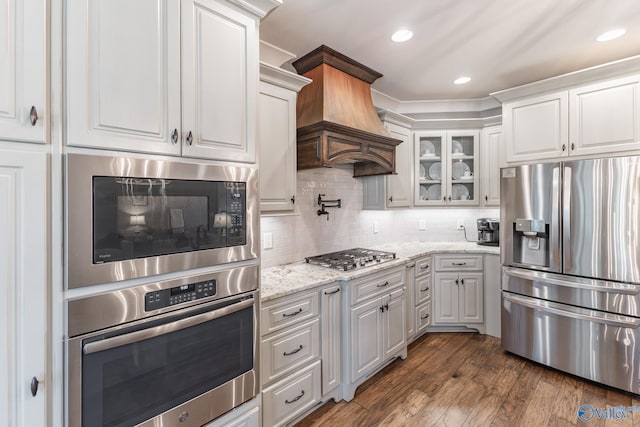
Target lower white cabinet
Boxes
[0,149,48,427]
[433,272,484,324]
[406,256,432,344]
[343,267,407,401]
[262,360,321,427]
[203,396,260,427]
[320,284,342,396]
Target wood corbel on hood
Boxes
[292,45,402,177]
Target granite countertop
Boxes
[261,242,500,302]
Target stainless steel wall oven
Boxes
[65,153,258,288]
[66,265,259,427]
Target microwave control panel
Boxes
[225,182,246,246]
[144,280,217,311]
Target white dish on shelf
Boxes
[452,140,464,155]
[419,164,426,179]
[420,185,428,200]
[421,140,435,156]
[426,184,441,201]
[452,161,471,179]
[428,162,441,180]
[452,184,470,200]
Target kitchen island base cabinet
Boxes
[343,267,407,402]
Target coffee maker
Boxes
[477,218,499,246]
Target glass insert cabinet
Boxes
[414,130,479,206]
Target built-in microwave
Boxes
[65,153,258,288]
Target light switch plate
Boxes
[263,232,273,250]
[373,221,379,234]
[419,220,426,230]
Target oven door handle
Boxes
[83,298,254,355]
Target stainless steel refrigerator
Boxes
[501,157,640,394]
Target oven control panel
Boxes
[144,280,217,311]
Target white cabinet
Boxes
[406,256,432,344]
[404,264,416,342]
[0,150,48,427]
[259,63,310,213]
[480,125,504,207]
[433,254,484,327]
[203,397,260,427]
[504,74,640,163]
[66,0,264,162]
[362,118,413,209]
[414,130,480,206]
[343,267,406,401]
[320,284,342,397]
[0,0,47,143]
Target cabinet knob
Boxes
[171,129,179,144]
[485,195,488,202]
[186,131,193,146]
[388,196,393,202]
[562,144,566,151]
[571,143,575,151]
[448,196,451,201]
[443,196,446,201]
[30,376,39,397]
[455,279,459,285]
[291,195,295,204]
[29,106,38,126]
[461,278,465,285]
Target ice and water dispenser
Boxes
[511,218,550,267]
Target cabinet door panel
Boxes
[0,0,46,143]
[505,92,568,162]
[321,285,342,395]
[259,82,296,212]
[0,151,47,427]
[351,298,383,381]
[481,125,503,207]
[385,123,411,207]
[66,0,181,154]
[433,273,458,324]
[383,291,406,359]
[459,273,484,323]
[181,0,257,162]
[570,75,640,156]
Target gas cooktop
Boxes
[305,248,396,271]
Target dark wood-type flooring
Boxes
[296,332,640,427]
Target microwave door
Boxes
[500,163,561,273]
[563,157,640,283]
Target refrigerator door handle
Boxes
[503,292,640,329]
[551,166,561,269]
[562,166,572,271]
[503,267,640,295]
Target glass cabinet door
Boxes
[415,132,445,206]
[447,131,479,205]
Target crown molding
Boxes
[259,62,311,92]
[227,0,282,18]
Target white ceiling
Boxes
[260,0,640,101]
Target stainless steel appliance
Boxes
[66,265,259,427]
[65,153,258,288]
[305,248,396,271]
[476,218,499,246]
[501,157,640,394]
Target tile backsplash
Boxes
[260,166,499,268]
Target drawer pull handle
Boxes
[285,390,305,404]
[452,262,467,266]
[421,313,430,320]
[282,308,302,317]
[420,265,429,270]
[420,286,430,292]
[324,288,340,295]
[283,345,303,356]
[377,281,389,288]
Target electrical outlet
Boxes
[419,219,426,230]
[457,219,465,230]
[373,221,379,234]
[263,232,273,250]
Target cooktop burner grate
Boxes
[305,248,396,271]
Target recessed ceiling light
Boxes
[597,28,626,42]
[391,29,413,43]
[454,77,471,85]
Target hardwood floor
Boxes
[295,333,640,427]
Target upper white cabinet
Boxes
[0,0,47,143]
[66,0,265,163]
[0,150,48,427]
[414,130,479,206]
[503,74,640,163]
[259,63,310,213]
[480,125,504,207]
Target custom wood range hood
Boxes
[292,45,402,177]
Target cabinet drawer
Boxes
[415,274,432,305]
[350,267,405,305]
[261,318,320,386]
[261,291,319,336]
[434,254,483,271]
[416,301,432,335]
[415,256,432,277]
[263,360,321,427]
